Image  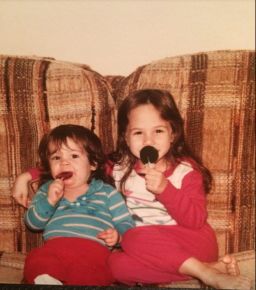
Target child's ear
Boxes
[90,163,97,171]
[170,130,175,143]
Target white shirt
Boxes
[112,162,193,226]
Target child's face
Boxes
[48,137,96,188]
[125,104,174,166]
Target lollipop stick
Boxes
[146,160,155,169]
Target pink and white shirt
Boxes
[112,162,194,226]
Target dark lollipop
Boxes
[140,146,159,165]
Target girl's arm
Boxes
[12,168,41,207]
[156,170,208,229]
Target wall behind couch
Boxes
[0,0,255,76]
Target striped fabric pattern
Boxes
[25,178,134,245]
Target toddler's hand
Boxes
[11,172,32,208]
[47,179,64,206]
[97,228,120,246]
[138,167,168,194]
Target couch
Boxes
[0,50,255,288]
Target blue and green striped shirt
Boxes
[25,178,135,246]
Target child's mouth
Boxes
[56,171,73,180]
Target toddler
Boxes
[23,124,134,285]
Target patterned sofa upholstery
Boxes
[0,50,255,288]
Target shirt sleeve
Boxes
[108,189,135,235]
[27,167,41,180]
[24,182,56,231]
[105,159,114,177]
[156,170,208,229]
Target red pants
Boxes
[108,224,218,285]
[24,237,114,285]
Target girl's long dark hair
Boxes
[110,89,212,193]
[38,124,114,187]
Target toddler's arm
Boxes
[25,182,56,230]
[108,189,135,234]
[47,178,64,206]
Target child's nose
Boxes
[144,133,154,145]
[60,157,70,164]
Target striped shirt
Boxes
[25,178,135,246]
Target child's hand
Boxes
[47,179,64,206]
[97,228,120,246]
[138,167,168,194]
[11,172,32,208]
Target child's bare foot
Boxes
[207,254,240,276]
[180,257,252,290]
[204,256,251,289]
[202,266,252,290]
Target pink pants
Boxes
[24,237,114,285]
[108,224,218,285]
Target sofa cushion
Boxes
[0,250,254,287]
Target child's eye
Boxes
[156,129,164,133]
[72,154,79,159]
[133,131,142,135]
[50,155,60,161]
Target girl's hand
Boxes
[97,228,120,246]
[11,172,32,208]
[138,167,168,194]
[47,179,64,206]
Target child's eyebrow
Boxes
[68,148,82,152]
[48,147,83,155]
[48,149,59,156]
[129,127,142,131]
[154,125,168,128]
[130,125,168,131]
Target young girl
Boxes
[22,124,134,286]
[12,90,251,289]
[107,89,251,289]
